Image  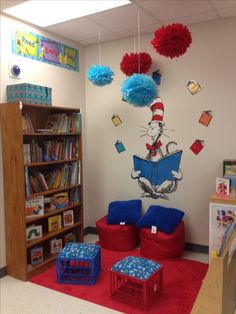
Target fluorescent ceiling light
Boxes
[3,0,131,27]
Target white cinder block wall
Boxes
[1,14,236,269]
[84,17,236,246]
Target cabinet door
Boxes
[209,202,236,262]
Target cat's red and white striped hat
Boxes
[150,97,164,122]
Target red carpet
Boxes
[30,248,208,314]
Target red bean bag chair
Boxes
[140,221,185,259]
[96,215,139,251]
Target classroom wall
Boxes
[84,17,236,246]
[0,14,86,268]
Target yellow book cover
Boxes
[48,215,62,232]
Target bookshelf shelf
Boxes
[25,158,80,167]
[25,184,81,199]
[23,132,80,137]
[0,102,84,281]
[26,221,83,248]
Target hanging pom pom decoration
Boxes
[121,74,157,107]
[120,52,152,76]
[151,23,192,59]
[87,64,114,86]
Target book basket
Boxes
[56,243,101,285]
[110,256,163,310]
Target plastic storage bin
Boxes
[7,83,52,105]
[56,243,101,285]
[110,256,163,310]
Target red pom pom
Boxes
[151,23,192,59]
[120,52,152,76]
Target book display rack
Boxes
[0,102,83,280]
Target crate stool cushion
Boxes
[110,256,163,310]
[140,221,185,259]
[96,215,139,251]
[56,243,101,285]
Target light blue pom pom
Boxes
[121,74,157,107]
[87,64,114,86]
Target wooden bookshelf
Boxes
[0,102,84,281]
[191,229,236,314]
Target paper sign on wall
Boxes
[199,110,213,127]
[190,139,205,155]
[115,140,126,153]
[12,29,79,72]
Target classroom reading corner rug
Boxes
[30,248,208,314]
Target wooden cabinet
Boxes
[0,103,83,281]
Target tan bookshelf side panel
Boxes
[0,103,27,280]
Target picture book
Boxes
[216,177,230,196]
[25,195,44,217]
[63,210,74,227]
[50,238,63,253]
[53,192,68,209]
[71,112,81,133]
[133,150,182,185]
[26,225,42,241]
[48,215,62,232]
[224,174,236,198]
[44,197,57,213]
[69,187,81,204]
[31,246,43,265]
[64,232,76,244]
[218,220,236,256]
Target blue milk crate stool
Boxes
[110,256,163,310]
[56,243,101,285]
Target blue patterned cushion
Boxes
[137,205,184,233]
[107,199,142,225]
[111,256,161,281]
[58,243,100,259]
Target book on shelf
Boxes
[71,112,81,133]
[216,177,230,197]
[69,187,81,204]
[223,159,236,175]
[53,192,69,209]
[44,197,57,213]
[224,174,236,198]
[25,195,44,217]
[26,225,42,241]
[48,215,62,232]
[31,246,43,265]
[64,232,76,244]
[218,220,236,256]
[23,143,31,164]
[50,238,63,253]
[63,210,74,227]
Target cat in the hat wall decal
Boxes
[131,97,183,200]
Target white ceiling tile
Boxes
[139,0,213,22]
[46,17,110,42]
[118,23,161,37]
[80,33,121,46]
[88,3,157,32]
[217,6,236,17]
[171,11,219,26]
[210,0,236,9]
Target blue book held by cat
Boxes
[133,150,183,186]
